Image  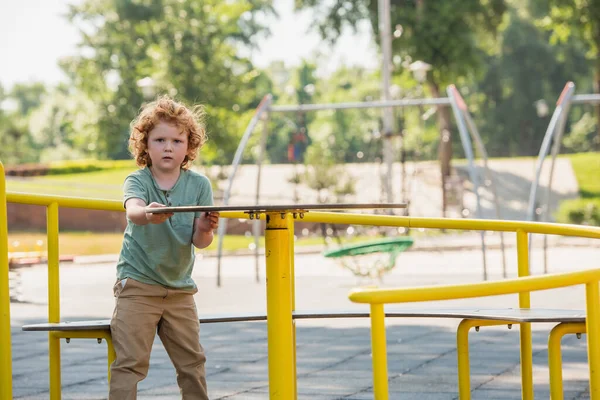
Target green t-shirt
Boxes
[116,167,214,289]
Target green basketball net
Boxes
[323,236,414,281]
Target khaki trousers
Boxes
[109,278,208,400]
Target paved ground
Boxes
[7,240,600,399]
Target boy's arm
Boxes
[125,198,173,225]
[192,212,219,249]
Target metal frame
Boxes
[3,179,600,399]
[215,88,500,285]
[350,268,600,400]
[447,85,507,280]
[526,82,600,272]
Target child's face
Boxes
[147,121,188,173]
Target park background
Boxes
[1,0,600,256]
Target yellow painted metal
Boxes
[516,230,533,400]
[4,190,600,399]
[457,319,512,399]
[548,322,587,400]
[265,212,294,399]
[350,268,600,400]
[288,213,297,400]
[300,212,600,239]
[51,331,116,382]
[349,268,600,305]
[586,281,600,398]
[370,304,389,400]
[47,203,62,400]
[0,163,13,400]
[6,192,123,211]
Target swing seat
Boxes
[323,236,414,280]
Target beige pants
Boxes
[109,278,208,400]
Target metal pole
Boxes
[526,83,575,222]
[265,212,294,399]
[47,202,61,400]
[463,111,508,277]
[216,95,272,286]
[0,162,13,400]
[379,0,395,206]
[253,110,269,283]
[516,230,533,400]
[270,97,452,112]
[447,85,487,280]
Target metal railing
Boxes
[349,268,600,400]
[3,161,600,399]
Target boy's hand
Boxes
[145,202,174,224]
[195,211,220,233]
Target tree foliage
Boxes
[472,8,589,156]
[60,0,275,162]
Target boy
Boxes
[110,96,219,400]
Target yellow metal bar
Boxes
[51,330,116,381]
[265,212,294,399]
[288,213,297,400]
[516,230,533,400]
[370,304,389,400]
[47,202,61,400]
[299,212,600,239]
[349,268,600,304]
[6,192,600,240]
[457,319,512,399]
[586,281,600,399]
[0,163,13,400]
[6,192,123,211]
[548,322,586,400]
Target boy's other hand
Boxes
[145,202,174,224]
[195,211,220,233]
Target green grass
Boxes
[554,152,600,225]
[567,152,600,198]
[6,167,136,200]
[7,231,378,256]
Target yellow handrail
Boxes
[3,182,600,400]
[0,164,13,400]
[349,269,600,400]
[349,269,600,304]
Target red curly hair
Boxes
[129,95,207,169]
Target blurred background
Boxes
[1,0,599,257]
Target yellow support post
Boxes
[288,214,297,400]
[516,229,533,400]
[370,303,388,400]
[457,319,512,399]
[548,322,586,400]
[51,331,116,381]
[0,162,13,400]
[47,202,61,400]
[586,281,600,398]
[265,212,294,399]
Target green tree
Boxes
[472,8,589,156]
[10,82,46,115]
[0,82,46,165]
[531,0,600,149]
[28,86,101,162]
[295,0,506,187]
[61,0,274,162]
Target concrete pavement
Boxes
[8,244,600,399]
